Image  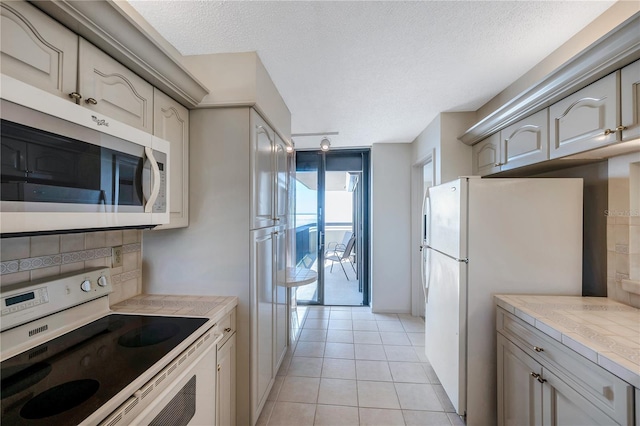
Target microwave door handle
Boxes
[143,147,160,213]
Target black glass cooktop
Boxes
[1,314,207,425]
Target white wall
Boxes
[371,143,412,313]
[408,112,475,316]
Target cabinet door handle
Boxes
[530,372,540,379]
[616,125,627,132]
[69,92,82,101]
[494,162,504,167]
[533,346,544,352]
[537,376,547,384]
[85,97,98,105]
[224,327,232,333]
[217,364,221,372]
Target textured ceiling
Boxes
[128,1,615,149]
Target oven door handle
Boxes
[212,332,224,346]
[142,147,161,213]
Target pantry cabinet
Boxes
[153,89,190,229]
[274,227,288,370]
[549,72,618,159]
[497,307,634,426]
[185,107,291,426]
[251,224,286,419]
[0,1,78,100]
[621,60,640,142]
[500,109,549,171]
[251,111,290,230]
[78,39,153,133]
[472,133,501,176]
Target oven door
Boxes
[127,337,217,426]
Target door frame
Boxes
[294,149,370,306]
[411,150,435,316]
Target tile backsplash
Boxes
[0,230,143,305]
[607,153,640,308]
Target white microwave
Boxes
[0,75,170,236]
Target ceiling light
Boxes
[320,137,331,151]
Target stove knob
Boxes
[97,276,108,287]
[81,279,92,292]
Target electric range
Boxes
[0,268,215,425]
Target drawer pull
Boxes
[533,346,544,352]
[224,327,232,333]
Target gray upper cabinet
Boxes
[472,133,501,176]
[153,89,190,229]
[500,109,549,172]
[621,60,640,142]
[549,72,618,159]
[0,1,78,100]
[78,39,153,133]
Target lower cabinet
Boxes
[497,308,634,426]
[217,332,236,426]
[497,335,620,425]
[216,308,237,426]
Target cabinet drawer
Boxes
[497,308,633,424]
[217,308,236,347]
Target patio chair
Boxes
[325,233,356,280]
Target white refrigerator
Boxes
[423,177,583,426]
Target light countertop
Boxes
[111,294,237,324]
[495,295,640,388]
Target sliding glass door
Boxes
[294,150,369,306]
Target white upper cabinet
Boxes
[549,72,618,159]
[78,39,153,133]
[251,110,291,230]
[620,59,640,142]
[0,1,78,100]
[251,111,276,230]
[274,134,289,225]
[472,133,501,176]
[500,109,549,171]
[153,89,189,229]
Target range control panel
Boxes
[0,267,112,332]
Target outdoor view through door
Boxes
[294,150,369,306]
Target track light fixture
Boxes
[320,137,331,151]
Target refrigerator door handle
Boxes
[425,245,469,264]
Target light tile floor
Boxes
[257,306,465,426]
